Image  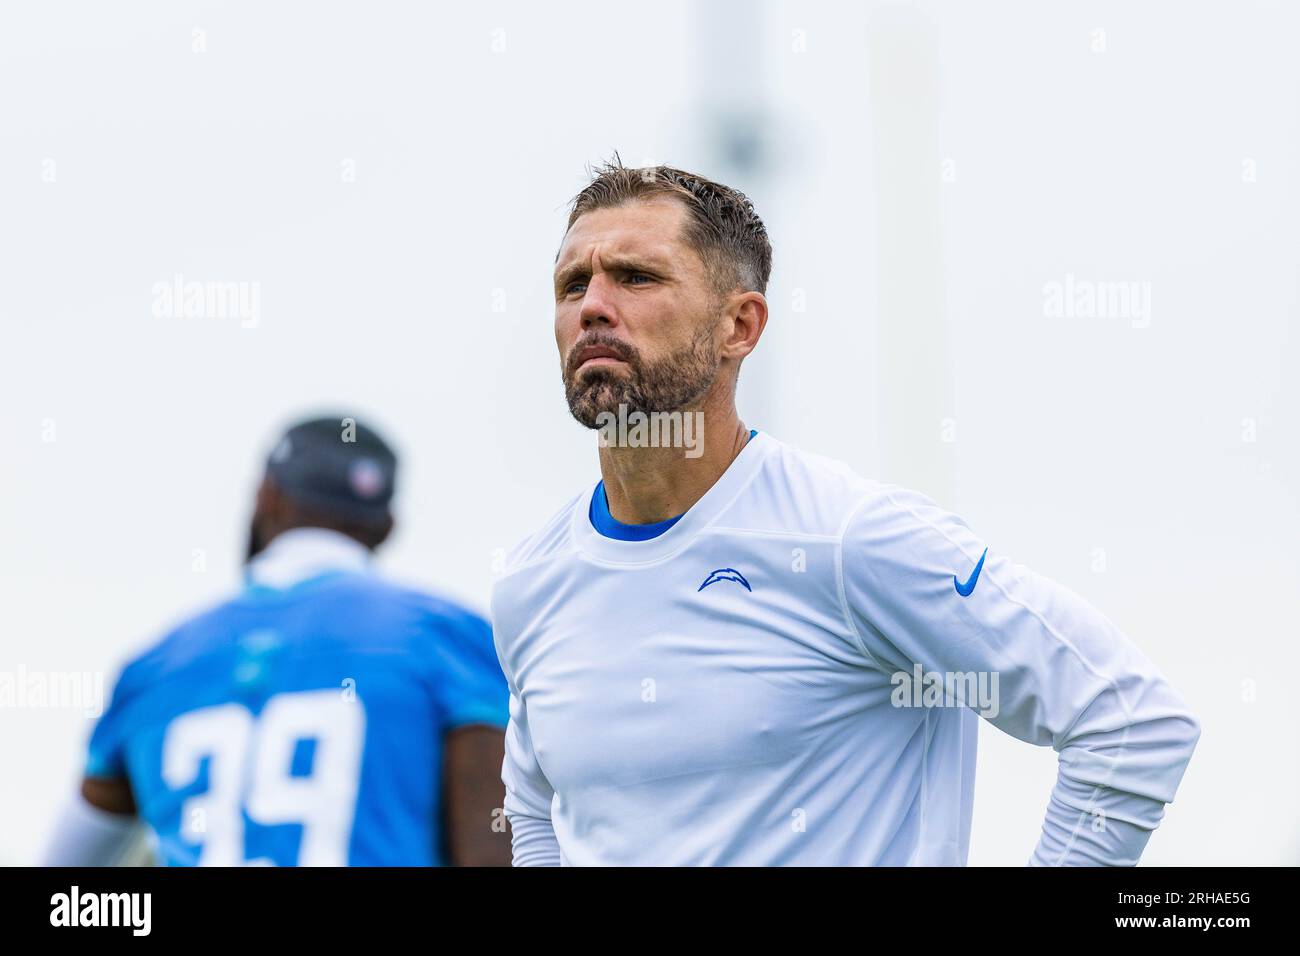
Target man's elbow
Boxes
[1173,707,1201,770]
[451,836,512,867]
[1156,695,1202,801]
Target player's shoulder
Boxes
[106,590,256,694]
[312,574,495,658]
[495,487,586,581]
[745,435,961,539]
[487,488,586,653]
[381,578,491,636]
[752,437,986,582]
[725,434,886,536]
[120,575,488,680]
[318,570,473,616]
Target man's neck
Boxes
[245,526,371,590]
[597,393,750,525]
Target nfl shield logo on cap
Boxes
[349,458,386,499]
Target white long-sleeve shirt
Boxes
[490,431,1200,865]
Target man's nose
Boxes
[578,274,619,330]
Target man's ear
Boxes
[250,476,290,549]
[722,291,768,363]
[254,477,282,524]
[373,513,395,551]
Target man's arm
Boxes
[442,725,511,866]
[82,774,136,814]
[490,584,562,867]
[41,776,141,866]
[840,485,1201,866]
[424,603,528,865]
[44,656,147,866]
[501,687,562,866]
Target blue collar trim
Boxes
[588,429,757,541]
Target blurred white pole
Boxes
[692,0,782,432]
[867,4,953,504]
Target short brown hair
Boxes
[564,155,772,297]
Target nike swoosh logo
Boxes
[954,548,988,597]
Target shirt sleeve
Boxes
[492,624,562,866]
[838,485,1201,866]
[429,610,511,731]
[41,791,141,866]
[85,662,139,780]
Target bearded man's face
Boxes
[553,199,725,428]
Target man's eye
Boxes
[627,273,652,285]
[565,281,587,295]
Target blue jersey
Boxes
[86,568,509,866]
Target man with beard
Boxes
[43,417,510,866]
[491,159,1201,866]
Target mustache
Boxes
[564,332,640,378]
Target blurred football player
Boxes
[492,159,1202,866]
[44,416,510,866]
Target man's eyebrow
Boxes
[553,254,670,289]
[553,261,587,290]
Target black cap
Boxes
[264,416,397,524]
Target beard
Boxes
[563,322,721,429]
